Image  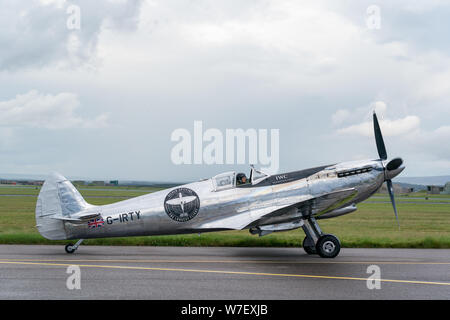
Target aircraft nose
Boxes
[384,157,405,180]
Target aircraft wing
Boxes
[261,187,358,222]
[198,188,357,230]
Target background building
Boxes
[441,182,450,195]
[427,185,444,194]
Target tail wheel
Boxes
[65,243,76,254]
[316,234,341,258]
[302,237,317,255]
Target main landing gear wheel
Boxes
[316,234,340,258]
[65,243,76,254]
[302,237,317,255]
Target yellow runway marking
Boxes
[0,260,449,287]
[0,258,449,265]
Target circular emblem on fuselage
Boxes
[164,188,200,222]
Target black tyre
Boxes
[302,237,317,255]
[65,243,76,254]
[316,234,340,258]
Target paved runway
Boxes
[0,245,449,299]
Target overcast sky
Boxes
[0,0,449,182]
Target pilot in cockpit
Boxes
[236,173,248,185]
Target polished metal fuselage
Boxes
[64,159,387,240]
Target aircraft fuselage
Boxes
[63,159,389,240]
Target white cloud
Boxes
[0,90,108,129]
[1,1,450,179]
[0,0,143,71]
[333,101,450,174]
[371,101,387,117]
[335,102,420,137]
[409,125,450,160]
[0,127,15,151]
[332,101,387,127]
[331,109,351,126]
[337,115,421,137]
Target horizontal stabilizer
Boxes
[50,212,101,222]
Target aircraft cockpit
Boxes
[212,166,270,191]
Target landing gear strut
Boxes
[301,217,340,258]
[65,239,84,254]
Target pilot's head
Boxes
[236,173,247,185]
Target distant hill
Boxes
[394,176,450,186]
[0,173,51,180]
[2,173,449,189]
[117,180,182,188]
[394,182,427,191]
[0,173,183,188]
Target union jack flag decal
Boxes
[88,217,104,229]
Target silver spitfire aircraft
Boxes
[36,113,404,258]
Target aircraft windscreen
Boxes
[251,168,270,185]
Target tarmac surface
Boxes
[0,245,449,299]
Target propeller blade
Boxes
[386,179,400,229]
[373,112,387,160]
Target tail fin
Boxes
[35,172,91,240]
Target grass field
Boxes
[0,185,449,248]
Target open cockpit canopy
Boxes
[211,166,271,191]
